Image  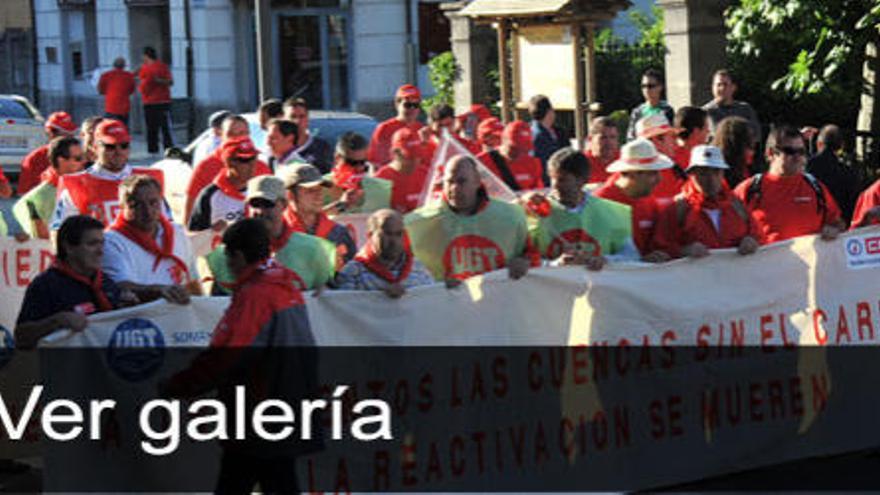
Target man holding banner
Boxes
[206,175,336,294]
[15,216,130,349]
[524,148,638,269]
[406,155,539,282]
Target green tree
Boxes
[421,51,458,113]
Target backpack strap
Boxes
[745,173,763,207]
[488,150,521,192]
[730,197,749,223]
[802,172,827,214]
[672,164,688,181]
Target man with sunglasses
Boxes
[205,175,337,295]
[733,125,844,243]
[325,132,391,214]
[189,136,267,232]
[368,84,425,168]
[13,136,86,239]
[51,119,166,229]
[626,69,675,141]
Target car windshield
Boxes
[0,99,34,119]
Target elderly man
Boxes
[206,175,336,294]
[283,163,357,262]
[584,116,620,184]
[104,174,198,304]
[52,120,166,228]
[406,155,538,282]
[476,121,544,191]
[336,209,434,297]
[16,216,133,349]
[185,114,271,223]
[13,136,86,239]
[594,139,674,261]
[733,125,844,243]
[368,84,424,167]
[189,136,266,232]
[19,111,79,194]
[653,145,763,259]
[525,148,638,270]
[325,132,391,214]
[283,97,333,173]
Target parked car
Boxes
[183,110,378,162]
[0,95,46,178]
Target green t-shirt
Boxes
[12,182,57,238]
[324,175,392,214]
[528,195,632,259]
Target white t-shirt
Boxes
[102,221,198,286]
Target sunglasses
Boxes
[101,142,130,150]
[346,159,367,167]
[775,146,806,157]
[641,83,659,89]
[68,154,86,162]
[402,102,421,110]
[248,198,277,209]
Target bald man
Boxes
[405,155,538,283]
[336,209,434,297]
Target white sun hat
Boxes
[606,138,674,173]
[635,114,677,139]
[686,145,730,171]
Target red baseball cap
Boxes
[502,120,533,151]
[469,104,493,122]
[94,119,130,144]
[477,117,504,143]
[391,127,422,159]
[221,136,259,162]
[45,111,77,134]
[396,84,421,101]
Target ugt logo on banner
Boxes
[106,318,165,382]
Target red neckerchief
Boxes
[109,215,190,279]
[354,233,414,284]
[331,163,365,191]
[682,176,733,211]
[51,260,113,311]
[284,207,337,238]
[270,222,295,252]
[41,167,60,187]
[213,171,245,201]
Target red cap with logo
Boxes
[94,119,130,144]
[45,111,78,134]
[391,127,422,159]
[395,84,421,101]
[221,136,259,162]
[469,104,493,122]
[502,120,534,151]
[477,117,504,143]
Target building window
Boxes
[418,2,451,64]
[45,46,58,64]
[71,43,84,78]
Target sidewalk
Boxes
[127,128,191,167]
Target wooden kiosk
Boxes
[459,0,630,147]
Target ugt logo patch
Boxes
[106,318,165,382]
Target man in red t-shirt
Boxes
[476,121,544,191]
[367,84,424,167]
[476,118,503,153]
[584,116,620,184]
[97,57,136,128]
[18,111,78,195]
[137,46,174,154]
[594,138,673,261]
[375,127,429,213]
[733,125,844,243]
[851,179,880,229]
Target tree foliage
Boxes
[421,51,459,113]
[725,0,879,130]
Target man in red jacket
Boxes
[18,111,78,194]
[137,46,174,155]
[368,84,424,167]
[97,57,136,127]
[163,218,319,494]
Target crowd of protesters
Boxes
[7,61,880,491]
[8,65,880,343]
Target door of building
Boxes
[274,10,351,110]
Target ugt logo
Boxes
[846,238,863,256]
[0,326,14,369]
[106,318,165,382]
